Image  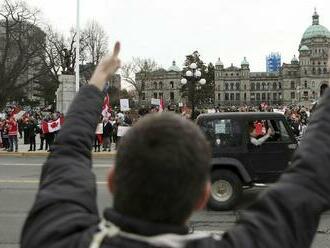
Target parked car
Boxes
[196,112,298,210]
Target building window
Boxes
[218,93,221,100]
[318,68,322,74]
[312,81,315,87]
[312,68,316,74]
[236,93,240,101]
[303,91,308,100]
[230,93,234,100]
[170,81,174,88]
[262,93,266,101]
[304,70,307,75]
[244,93,246,100]
[159,92,163,98]
[251,83,255,91]
[250,93,255,100]
[290,81,295,90]
[256,93,260,101]
[273,93,277,100]
[159,82,163,89]
[141,82,145,90]
[225,93,229,101]
[142,92,146,100]
[291,92,295,99]
[279,82,282,89]
[154,82,157,89]
[262,83,265,90]
[230,83,234,90]
[170,92,174,100]
[324,68,327,74]
[256,83,260,90]
[267,93,271,100]
[244,85,246,90]
[153,92,157,98]
[225,83,229,90]
[273,82,277,90]
[236,82,240,90]
[304,82,308,88]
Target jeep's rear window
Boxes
[200,119,242,148]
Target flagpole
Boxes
[75,0,80,92]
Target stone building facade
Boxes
[138,10,330,107]
[137,61,183,107]
[215,10,330,106]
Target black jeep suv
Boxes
[196,112,298,210]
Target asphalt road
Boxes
[0,157,330,248]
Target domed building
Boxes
[214,9,330,106]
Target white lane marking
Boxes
[0,179,108,185]
[0,164,114,168]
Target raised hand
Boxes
[89,42,121,90]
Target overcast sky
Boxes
[28,0,330,72]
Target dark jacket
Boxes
[21,85,330,248]
[103,122,113,138]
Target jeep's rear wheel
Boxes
[208,170,242,211]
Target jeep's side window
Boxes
[201,119,242,147]
[278,120,291,142]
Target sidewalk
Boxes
[0,134,117,158]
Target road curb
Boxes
[0,151,117,158]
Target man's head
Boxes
[109,113,211,225]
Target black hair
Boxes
[114,113,211,225]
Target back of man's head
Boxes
[113,113,211,225]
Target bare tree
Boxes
[121,58,158,104]
[0,0,45,109]
[80,20,109,84]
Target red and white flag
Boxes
[102,94,112,118]
[42,117,64,134]
[159,97,165,112]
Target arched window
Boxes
[230,83,234,90]
[304,82,308,88]
[262,82,265,90]
[251,82,255,91]
[159,81,163,89]
[304,70,307,75]
[323,68,327,74]
[273,82,277,90]
[154,82,157,89]
[235,82,240,90]
[312,68,316,74]
[279,82,282,89]
[225,83,229,90]
[318,68,322,74]
[141,82,145,90]
[244,85,247,90]
[256,83,260,90]
[170,81,174,88]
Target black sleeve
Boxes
[21,85,104,248]
[217,89,330,248]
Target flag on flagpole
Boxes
[102,94,112,118]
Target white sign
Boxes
[117,126,130,137]
[151,98,160,105]
[120,99,130,111]
[215,123,226,134]
[178,103,183,107]
[95,123,103,134]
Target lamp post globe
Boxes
[185,70,193,77]
[189,63,197,70]
[181,78,188,85]
[199,78,206,85]
[195,70,202,77]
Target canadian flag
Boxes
[42,117,64,134]
[102,94,112,118]
[159,97,165,112]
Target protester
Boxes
[27,117,38,151]
[38,121,48,151]
[102,117,113,152]
[94,117,103,152]
[7,116,18,152]
[21,42,330,248]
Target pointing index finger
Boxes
[113,42,120,57]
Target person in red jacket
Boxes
[7,116,18,152]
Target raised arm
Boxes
[219,89,330,247]
[21,42,121,248]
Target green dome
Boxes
[241,57,249,66]
[299,45,309,51]
[302,24,330,40]
[168,61,181,72]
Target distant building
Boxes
[266,53,282,72]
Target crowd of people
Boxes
[0,102,312,152]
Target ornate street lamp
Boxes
[181,62,206,119]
